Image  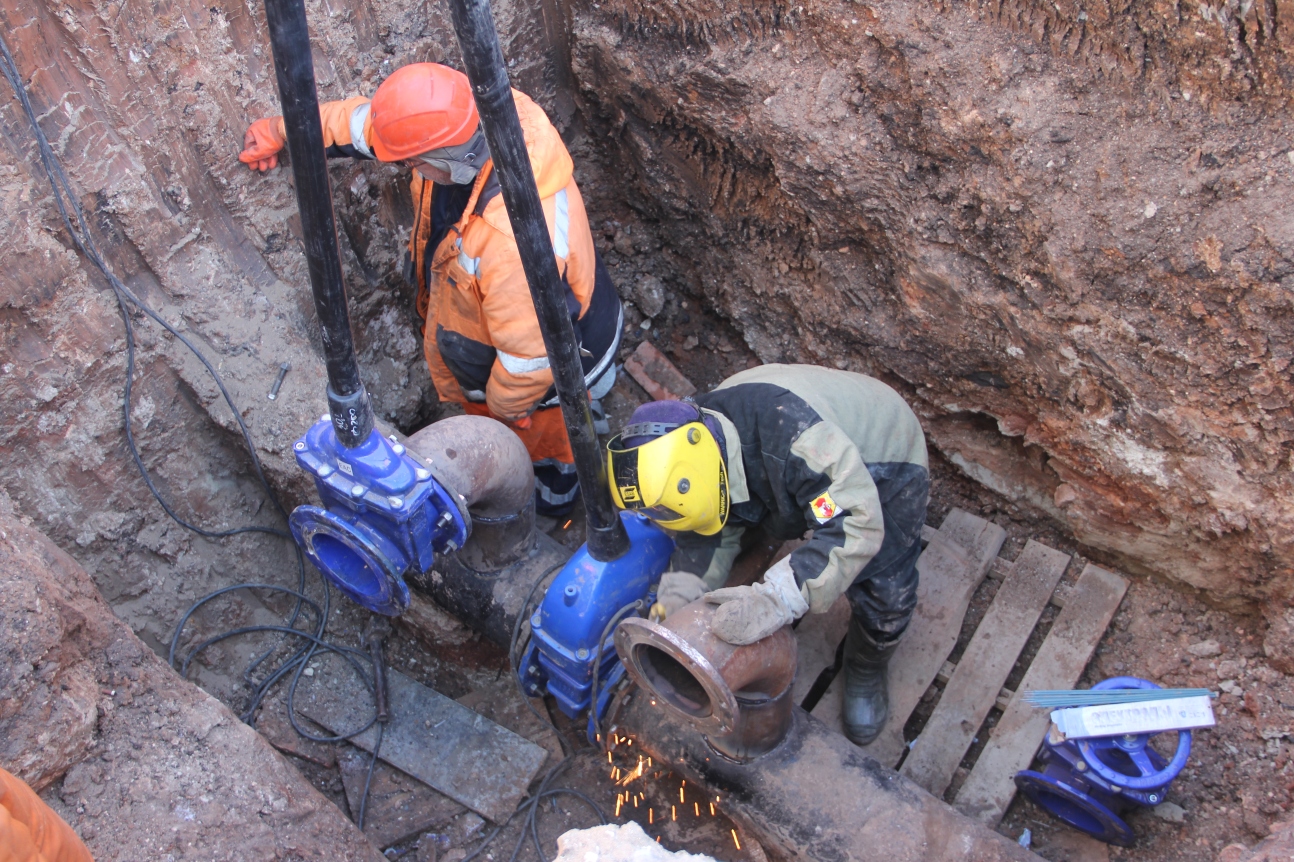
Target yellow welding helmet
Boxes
[607,404,728,536]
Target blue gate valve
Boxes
[518,512,675,741]
[1014,677,1193,847]
[289,418,470,616]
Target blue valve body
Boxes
[519,513,673,725]
[1014,677,1193,847]
[289,419,469,616]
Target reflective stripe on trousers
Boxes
[533,457,579,515]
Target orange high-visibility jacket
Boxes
[0,767,94,862]
[314,91,619,422]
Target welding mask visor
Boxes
[607,415,728,536]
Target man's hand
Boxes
[649,571,707,622]
[705,556,809,645]
[239,118,286,171]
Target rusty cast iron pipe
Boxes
[615,601,797,761]
[405,415,536,572]
[609,691,1040,862]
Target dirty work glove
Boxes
[239,117,287,171]
[650,571,708,622]
[705,556,809,645]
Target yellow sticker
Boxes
[810,491,840,523]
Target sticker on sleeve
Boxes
[810,491,840,523]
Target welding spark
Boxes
[634,795,639,808]
[679,787,685,802]
[616,796,623,817]
[731,830,741,850]
[649,808,654,824]
[694,802,700,817]
[709,802,716,816]
[671,805,677,821]
[618,760,645,786]
[608,751,613,763]
[562,520,573,529]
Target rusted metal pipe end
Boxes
[616,615,741,735]
[615,600,797,759]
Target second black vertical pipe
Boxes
[446,0,630,562]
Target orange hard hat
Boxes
[369,63,479,162]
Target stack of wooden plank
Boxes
[792,508,1128,826]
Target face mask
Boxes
[412,127,489,186]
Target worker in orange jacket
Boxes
[1,766,94,862]
[240,63,622,515]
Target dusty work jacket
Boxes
[687,364,929,613]
[313,92,621,422]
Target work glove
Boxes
[239,117,287,171]
[704,556,809,645]
[649,571,708,622]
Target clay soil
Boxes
[188,245,1293,862]
[584,213,1294,862]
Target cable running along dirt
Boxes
[0,31,393,829]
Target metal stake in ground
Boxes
[446,0,630,563]
[262,0,374,447]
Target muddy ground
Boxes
[139,236,1294,862]
[2,0,1292,855]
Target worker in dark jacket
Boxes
[606,364,929,746]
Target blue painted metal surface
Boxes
[289,419,470,616]
[1014,677,1192,847]
[519,513,673,729]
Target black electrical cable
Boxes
[0,33,388,831]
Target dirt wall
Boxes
[2,0,1292,646]
[567,0,1294,621]
[0,0,555,648]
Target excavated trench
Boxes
[2,0,1294,858]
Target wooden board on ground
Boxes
[900,540,1071,796]
[806,509,1005,757]
[298,667,548,823]
[339,749,466,849]
[852,511,1006,763]
[954,564,1128,824]
[790,595,851,707]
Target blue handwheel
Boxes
[1075,677,1192,792]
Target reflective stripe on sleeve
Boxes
[497,351,551,375]
[454,237,481,276]
[553,188,569,259]
[349,103,373,158]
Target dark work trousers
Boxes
[844,462,929,646]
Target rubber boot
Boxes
[842,620,900,746]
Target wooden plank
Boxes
[338,750,465,849]
[299,668,548,823]
[900,540,1070,795]
[813,509,1006,763]
[936,660,1015,710]
[955,564,1128,825]
[791,594,852,707]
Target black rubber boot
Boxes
[842,620,900,746]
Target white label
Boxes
[336,460,354,476]
[1051,696,1216,739]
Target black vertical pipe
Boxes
[446,0,630,562]
[263,0,374,447]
